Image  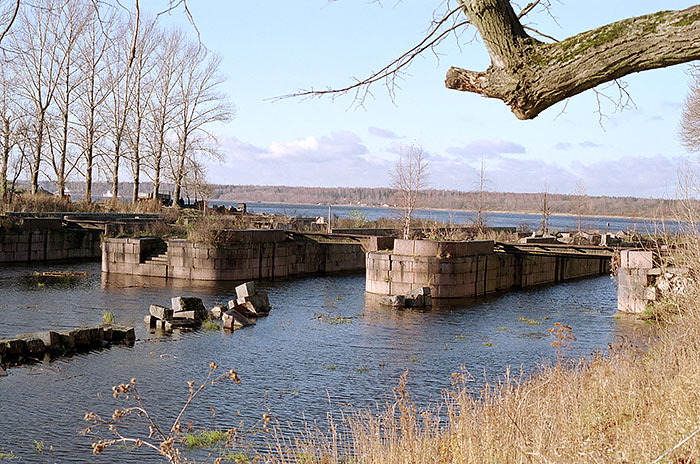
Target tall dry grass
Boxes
[267,284,700,464]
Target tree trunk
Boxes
[112,141,120,199]
[132,120,141,203]
[85,145,93,202]
[31,112,45,195]
[1,118,9,203]
[445,3,700,119]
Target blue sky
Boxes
[149,1,698,198]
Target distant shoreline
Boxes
[213,199,666,222]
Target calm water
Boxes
[214,201,665,234]
[0,261,644,462]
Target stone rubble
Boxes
[146,282,273,333]
[379,287,432,309]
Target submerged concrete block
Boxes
[144,315,158,328]
[149,304,173,321]
[222,309,254,330]
[210,305,226,319]
[237,293,270,314]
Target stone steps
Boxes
[145,253,168,265]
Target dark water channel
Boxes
[0,261,644,462]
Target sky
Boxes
[146,1,700,199]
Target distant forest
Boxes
[51,181,674,218]
[212,184,675,219]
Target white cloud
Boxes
[368,126,401,139]
[446,139,526,159]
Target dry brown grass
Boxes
[266,289,700,464]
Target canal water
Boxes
[0,261,642,462]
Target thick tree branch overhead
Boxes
[449,0,700,119]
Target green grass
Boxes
[102,311,116,324]
[455,334,465,339]
[0,451,15,461]
[223,452,252,463]
[410,357,421,363]
[484,342,493,347]
[183,429,226,449]
[519,317,542,325]
[202,320,221,331]
[315,313,353,325]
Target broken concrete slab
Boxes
[144,315,158,328]
[23,338,46,355]
[379,295,405,307]
[222,309,254,330]
[167,319,196,330]
[171,296,206,313]
[238,293,270,314]
[210,305,226,319]
[149,304,173,321]
[173,310,196,320]
[232,302,257,318]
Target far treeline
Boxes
[212,185,675,219]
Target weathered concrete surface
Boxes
[0,217,101,263]
[617,249,688,314]
[222,309,254,330]
[367,239,610,299]
[102,231,366,281]
[0,325,135,368]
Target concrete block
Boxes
[238,293,270,314]
[390,281,413,295]
[222,309,254,330]
[414,240,439,257]
[172,297,206,312]
[211,305,226,319]
[369,236,394,252]
[173,310,196,320]
[393,239,415,256]
[144,315,158,328]
[379,295,405,307]
[235,281,256,299]
[366,279,390,295]
[149,304,173,321]
[621,250,653,269]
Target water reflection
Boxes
[0,261,645,462]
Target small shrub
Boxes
[103,311,116,324]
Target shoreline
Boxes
[210,199,668,222]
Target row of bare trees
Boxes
[0,0,232,205]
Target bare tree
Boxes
[680,67,700,156]
[573,180,588,233]
[125,15,157,202]
[74,5,115,202]
[287,2,700,120]
[392,143,429,240]
[473,157,488,233]
[11,0,67,194]
[170,42,232,205]
[145,27,183,199]
[0,50,19,203]
[47,0,87,197]
[101,16,134,199]
[541,180,550,235]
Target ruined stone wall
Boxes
[102,232,366,281]
[366,239,610,299]
[0,218,101,263]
